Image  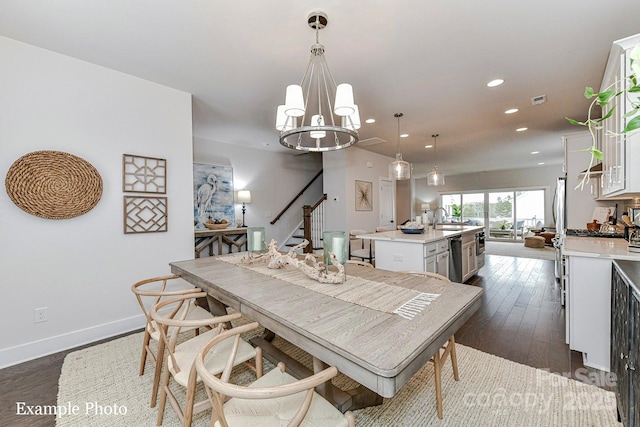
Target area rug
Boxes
[56,330,619,426]
[485,240,556,261]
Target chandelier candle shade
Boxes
[389,113,411,180]
[427,134,445,186]
[323,231,347,278]
[275,12,360,152]
[237,190,251,227]
[247,227,265,253]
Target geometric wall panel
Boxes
[123,196,168,234]
[122,154,166,194]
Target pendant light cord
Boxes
[432,134,439,166]
[395,113,403,155]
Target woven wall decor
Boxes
[5,150,103,220]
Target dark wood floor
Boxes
[458,254,585,376]
[0,254,594,427]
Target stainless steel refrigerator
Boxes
[553,176,566,239]
[552,176,566,305]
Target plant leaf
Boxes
[597,89,615,104]
[584,87,595,98]
[592,149,603,161]
[623,107,639,118]
[566,117,586,126]
[596,106,616,122]
[622,115,640,133]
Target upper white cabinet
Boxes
[601,34,640,197]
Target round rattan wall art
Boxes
[5,150,103,220]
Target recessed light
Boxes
[516,127,528,132]
[424,144,433,149]
[538,162,545,165]
[505,108,519,114]
[400,133,409,138]
[531,151,539,154]
[487,79,504,87]
[365,118,375,124]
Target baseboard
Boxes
[0,314,145,369]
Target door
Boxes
[488,191,514,240]
[379,178,395,229]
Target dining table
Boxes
[170,253,483,412]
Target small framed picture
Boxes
[355,180,373,211]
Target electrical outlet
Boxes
[34,307,48,323]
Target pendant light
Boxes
[389,113,411,180]
[275,12,360,152]
[427,133,445,186]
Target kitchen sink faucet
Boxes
[433,207,450,229]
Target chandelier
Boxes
[389,113,411,180]
[427,134,445,186]
[275,12,360,152]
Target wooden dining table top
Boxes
[170,254,483,398]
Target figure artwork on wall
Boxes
[193,163,235,228]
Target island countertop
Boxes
[563,236,640,261]
[356,225,484,244]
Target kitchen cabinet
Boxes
[600,34,640,198]
[461,233,477,282]
[611,260,639,427]
[361,227,482,281]
[435,239,450,278]
[566,255,612,371]
[425,242,438,273]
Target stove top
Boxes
[566,229,625,238]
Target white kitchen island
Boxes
[563,236,640,372]
[357,225,484,282]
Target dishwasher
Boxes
[448,236,463,283]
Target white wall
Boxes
[193,137,323,247]
[323,147,395,233]
[0,37,194,368]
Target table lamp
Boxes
[236,190,251,227]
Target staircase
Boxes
[282,195,327,254]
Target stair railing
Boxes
[270,169,323,225]
[302,194,327,253]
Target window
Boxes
[440,188,545,240]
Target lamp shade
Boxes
[427,167,445,186]
[389,153,411,180]
[275,105,297,131]
[237,190,252,203]
[342,105,361,130]
[284,85,305,117]
[334,83,355,116]
[421,203,430,211]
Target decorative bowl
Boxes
[400,227,425,234]
[204,222,230,230]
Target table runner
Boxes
[218,253,439,319]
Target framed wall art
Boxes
[123,196,168,233]
[355,180,373,211]
[122,154,166,194]
[193,163,235,227]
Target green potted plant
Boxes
[567,43,640,189]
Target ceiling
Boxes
[2,1,640,176]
